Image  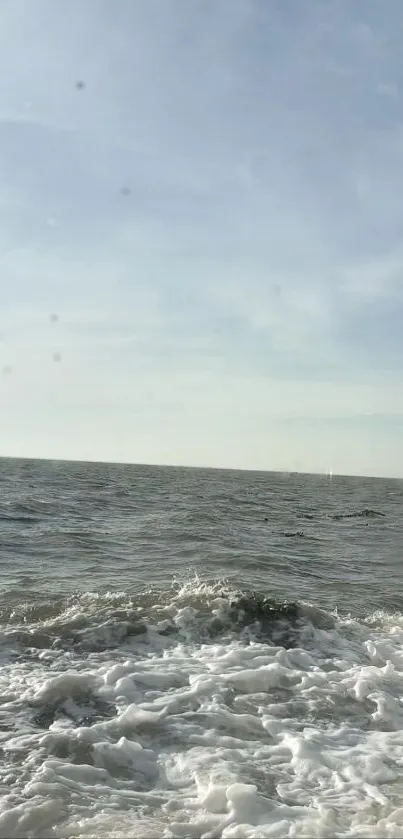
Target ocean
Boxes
[0,457,402,838]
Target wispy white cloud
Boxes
[0,0,403,475]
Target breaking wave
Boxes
[0,577,402,838]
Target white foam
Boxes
[1,606,403,836]
[30,672,96,704]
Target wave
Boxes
[281,530,306,538]
[0,513,40,524]
[0,498,61,526]
[332,508,386,520]
[0,576,358,656]
[1,576,403,837]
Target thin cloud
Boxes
[0,0,403,475]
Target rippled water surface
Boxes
[0,457,402,837]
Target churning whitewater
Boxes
[0,458,402,837]
[1,581,403,837]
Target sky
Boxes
[0,0,403,477]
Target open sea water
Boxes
[0,457,403,838]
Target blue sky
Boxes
[1,0,403,477]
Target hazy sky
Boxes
[1,0,403,477]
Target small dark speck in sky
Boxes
[52,352,62,363]
[120,187,131,196]
[76,80,85,90]
[2,365,12,375]
[49,313,59,323]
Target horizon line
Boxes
[0,454,400,482]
